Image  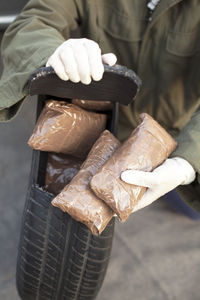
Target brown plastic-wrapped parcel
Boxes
[28,100,107,158]
[52,130,121,235]
[90,113,177,222]
[72,99,113,111]
[45,153,83,195]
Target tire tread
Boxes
[16,185,114,300]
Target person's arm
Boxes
[0,0,82,121]
[170,106,200,182]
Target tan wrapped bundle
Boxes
[90,113,177,222]
[28,100,107,158]
[72,99,113,111]
[45,153,83,195]
[52,130,121,235]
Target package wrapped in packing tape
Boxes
[28,100,107,158]
[45,153,83,195]
[90,113,178,222]
[52,130,121,235]
[72,99,113,111]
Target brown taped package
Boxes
[52,130,121,235]
[72,99,113,111]
[45,153,83,195]
[90,113,178,222]
[28,100,107,158]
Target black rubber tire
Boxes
[16,184,115,300]
[16,97,116,300]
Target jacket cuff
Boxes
[0,99,25,122]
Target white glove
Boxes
[121,157,196,213]
[46,38,117,84]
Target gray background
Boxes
[0,0,28,15]
[0,27,200,300]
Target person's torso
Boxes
[77,0,200,141]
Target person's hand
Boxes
[121,157,196,213]
[46,38,117,84]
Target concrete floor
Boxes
[0,33,200,300]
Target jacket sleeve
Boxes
[170,105,200,211]
[171,105,200,180]
[0,0,83,122]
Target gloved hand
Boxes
[121,157,196,213]
[46,38,117,84]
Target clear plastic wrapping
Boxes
[90,113,178,222]
[52,130,121,235]
[28,100,107,158]
[72,99,113,111]
[45,153,83,195]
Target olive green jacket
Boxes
[0,0,200,211]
